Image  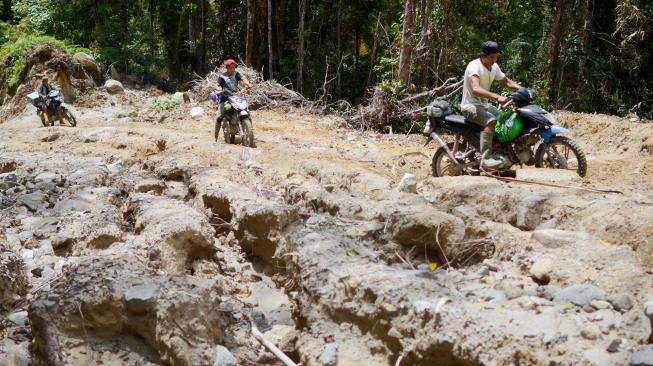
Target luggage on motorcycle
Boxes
[26,92,40,107]
[426,99,452,118]
[495,112,524,142]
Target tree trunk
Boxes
[246,0,256,66]
[297,0,306,93]
[398,0,416,85]
[276,0,285,55]
[149,0,155,31]
[336,0,343,98]
[173,2,188,81]
[189,0,196,57]
[200,0,207,73]
[548,0,564,103]
[418,0,433,86]
[1,0,12,21]
[365,13,382,94]
[267,0,273,79]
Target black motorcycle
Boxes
[27,90,77,127]
[424,88,586,177]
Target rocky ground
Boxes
[1,84,653,366]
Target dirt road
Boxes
[1,88,653,365]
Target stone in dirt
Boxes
[16,191,48,212]
[173,92,190,105]
[644,301,653,320]
[7,310,29,327]
[553,284,606,306]
[397,173,417,193]
[529,257,553,284]
[608,294,633,312]
[531,229,593,248]
[630,345,653,366]
[190,107,205,119]
[123,283,160,313]
[264,325,298,354]
[105,79,124,94]
[0,245,28,312]
[213,345,237,366]
[590,300,611,310]
[73,52,102,81]
[607,338,621,353]
[0,172,19,190]
[320,343,338,366]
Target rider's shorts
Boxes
[461,104,500,127]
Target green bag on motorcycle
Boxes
[494,112,524,142]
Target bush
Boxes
[151,95,178,111]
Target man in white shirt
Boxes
[461,41,522,169]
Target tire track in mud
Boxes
[1,96,653,365]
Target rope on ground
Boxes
[479,166,623,194]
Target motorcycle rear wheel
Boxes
[240,117,255,148]
[431,139,479,177]
[534,136,587,177]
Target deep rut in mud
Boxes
[1,88,653,366]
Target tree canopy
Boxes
[1,0,652,118]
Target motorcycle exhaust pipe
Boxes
[429,132,461,165]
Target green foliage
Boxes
[151,95,178,111]
[377,79,403,95]
[0,21,93,92]
[2,0,652,119]
[333,99,352,113]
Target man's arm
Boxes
[470,75,509,104]
[240,75,252,89]
[500,77,521,90]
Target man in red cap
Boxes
[215,59,251,141]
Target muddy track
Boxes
[1,89,653,366]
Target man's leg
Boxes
[464,105,502,169]
[479,105,503,169]
[214,103,225,142]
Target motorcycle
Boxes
[26,90,77,127]
[424,88,586,177]
[210,90,255,147]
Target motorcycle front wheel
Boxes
[240,117,255,148]
[534,136,587,177]
[39,112,48,127]
[431,138,479,177]
[223,126,235,144]
[62,108,77,127]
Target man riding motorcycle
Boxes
[38,76,56,103]
[214,59,252,142]
[461,41,522,168]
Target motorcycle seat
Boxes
[443,115,467,124]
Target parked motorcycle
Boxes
[424,88,586,177]
[210,91,255,147]
[26,90,77,127]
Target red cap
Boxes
[224,59,237,68]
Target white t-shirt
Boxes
[461,58,505,109]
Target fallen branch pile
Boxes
[190,66,317,111]
[349,78,462,131]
